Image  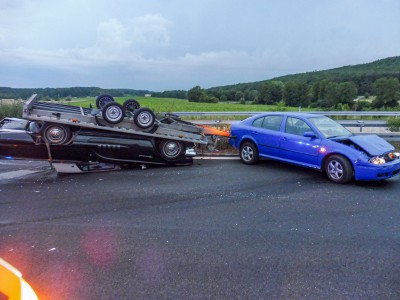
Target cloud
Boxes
[0,14,172,69]
[130,14,172,47]
[1,0,399,90]
[0,0,24,9]
[96,18,132,53]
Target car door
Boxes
[250,115,283,157]
[279,116,321,167]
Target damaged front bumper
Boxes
[354,158,400,181]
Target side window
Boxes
[252,117,264,128]
[262,116,283,131]
[285,117,313,136]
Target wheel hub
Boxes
[107,106,122,120]
[48,128,64,142]
[328,161,343,179]
[165,142,179,156]
[242,146,253,161]
[138,112,151,125]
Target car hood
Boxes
[347,135,394,156]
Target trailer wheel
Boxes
[159,140,185,161]
[134,108,155,129]
[96,94,115,109]
[41,123,72,145]
[102,102,124,124]
[123,99,140,116]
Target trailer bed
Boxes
[23,94,209,145]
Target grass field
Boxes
[68,96,302,113]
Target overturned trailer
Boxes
[0,94,229,173]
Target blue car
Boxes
[229,113,400,183]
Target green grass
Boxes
[0,101,23,119]
[67,96,303,113]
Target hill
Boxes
[207,56,400,95]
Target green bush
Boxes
[387,117,400,132]
[0,102,23,119]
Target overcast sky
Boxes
[0,0,399,91]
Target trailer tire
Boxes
[134,108,155,129]
[102,102,124,124]
[96,94,115,109]
[123,99,140,116]
[41,123,72,145]
[159,140,185,161]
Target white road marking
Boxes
[0,161,21,165]
[194,156,239,160]
[0,169,42,180]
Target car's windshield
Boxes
[0,119,29,130]
[308,116,352,138]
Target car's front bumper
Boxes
[354,159,400,181]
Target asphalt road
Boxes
[0,159,400,300]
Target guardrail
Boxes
[173,111,400,117]
[190,119,388,128]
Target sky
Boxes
[0,0,399,91]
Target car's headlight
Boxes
[370,156,386,165]
[389,152,400,159]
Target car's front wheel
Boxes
[325,155,353,183]
[240,142,259,165]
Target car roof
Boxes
[247,112,325,120]
[257,112,323,118]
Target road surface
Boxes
[0,159,399,299]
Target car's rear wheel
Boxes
[325,155,353,183]
[240,141,259,165]
[159,139,185,161]
[96,94,115,109]
[102,102,125,124]
[134,108,156,129]
[41,123,72,145]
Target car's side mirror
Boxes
[303,131,316,138]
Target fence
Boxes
[172,111,400,117]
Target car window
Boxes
[285,117,313,136]
[308,116,352,138]
[252,117,264,128]
[0,119,29,130]
[261,116,283,131]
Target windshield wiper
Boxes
[328,134,352,139]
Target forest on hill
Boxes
[203,56,400,109]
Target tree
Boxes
[219,94,228,102]
[311,80,329,104]
[337,82,358,105]
[188,86,207,102]
[235,91,244,102]
[283,81,309,107]
[372,77,400,108]
[258,81,283,104]
[248,90,259,102]
[323,82,339,108]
